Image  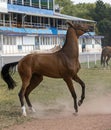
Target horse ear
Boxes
[66,21,74,28]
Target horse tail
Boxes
[1,62,19,90]
[101,49,104,65]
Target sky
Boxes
[72,0,111,4]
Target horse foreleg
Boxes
[64,77,78,113]
[73,75,85,106]
[25,74,43,112]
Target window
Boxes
[5,14,9,21]
[24,0,30,6]
[32,16,36,23]
[25,15,31,24]
[17,0,22,5]
[0,14,3,21]
[16,14,22,27]
[41,0,48,9]
[49,0,53,10]
[32,0,39,7]
[13,0,17,4]
[3,36,16,45]
[8,0,11,4]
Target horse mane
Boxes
[31,44,62,54]
[62,22,76,49]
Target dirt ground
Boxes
[3,114,111,130]
[3,95,111,130]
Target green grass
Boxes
[1,61,111,129]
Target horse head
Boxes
[66,21,94,37]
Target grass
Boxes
[1,60,111,129]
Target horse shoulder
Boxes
[58,53,80,76]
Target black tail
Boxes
[1,62,19,90]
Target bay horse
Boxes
[1,22,93,116]
[101,46,111,67]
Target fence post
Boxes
[94,53,97,65]
[1,56,3,67]
[0,55,4,70]
[87,55,90,68]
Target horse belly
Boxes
[39,67,61,78]
[34,62,61,78]
[33,54,67,78]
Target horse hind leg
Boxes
[18,78,30,116]
[25,74,43,113]
[73,75,85,106]
[106,56,110,67]
[18,74,31,116]
[102,56,105,67]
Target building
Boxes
[0,0,103,54]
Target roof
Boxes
[8,4,95,22]
[0,26,66,35]
[54,13,96,23]
[0,27,103,39]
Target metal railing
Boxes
[0,20,66,30]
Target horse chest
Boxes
[59,62,79,77]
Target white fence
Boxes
[79,52,101,68]
[0,52,101,70]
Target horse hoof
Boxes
[78,100,82,106]
[73,112,78,116]
[29,107,36,113]
[22,112,27,117]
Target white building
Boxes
[0,0,103,54]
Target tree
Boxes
[88,0,111,46]
[55,0,95,19]
[98,19,111,46]
[72,3,95,19]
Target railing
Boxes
[0,20,67,30]
[0,52,101,70]
[0,20,17,27]
[23,22,50,28]
[57,25,67,30]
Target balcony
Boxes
[0,20,67,30]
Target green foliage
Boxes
[90,0,111,46]
[72,3,95,20]
[94,0,107,22]
[55,0,73,7]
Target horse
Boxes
[1,22,93,116]
[101,46,111,67]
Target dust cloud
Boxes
[28,94,111,119]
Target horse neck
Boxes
[62,28,79,58]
